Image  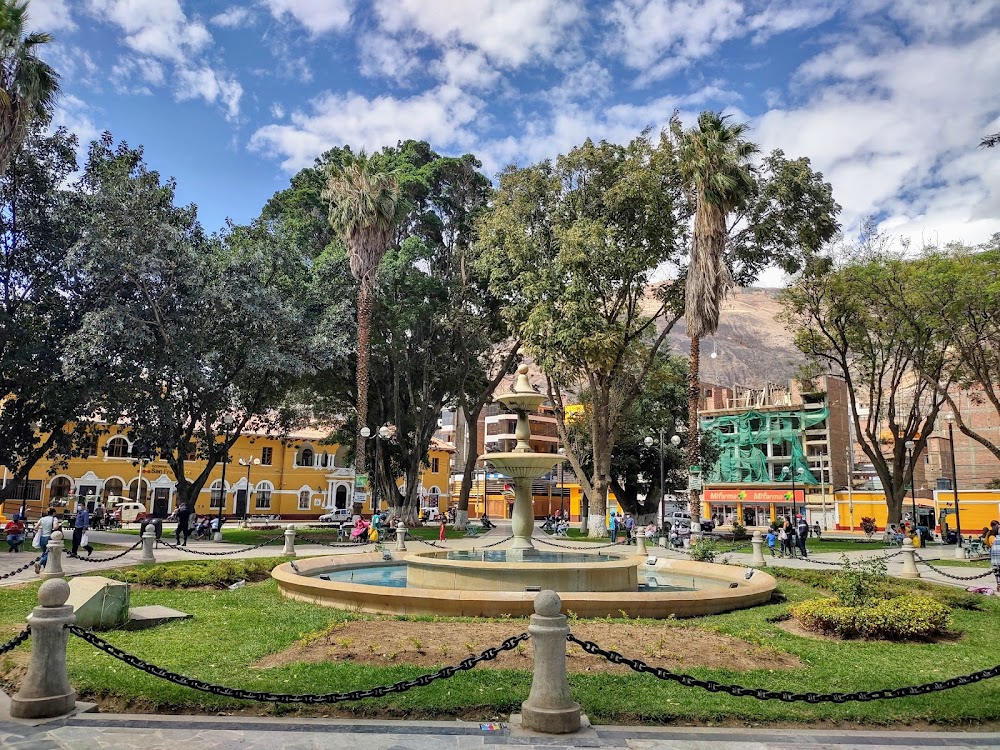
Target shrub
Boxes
[829,554,888,607]
[791,595,950,639]
[731,521,749,541]
[688,539,718,562]
[860,516,877,536]
[102,557,288,588]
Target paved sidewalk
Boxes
[2,713,1000,750]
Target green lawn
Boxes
[2,560,1000,725]
[107,524,468,544]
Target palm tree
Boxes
[323,151,401,475]
[674,111,758,533]
[0,0,59,176]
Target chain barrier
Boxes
[0,556,42,580]
[915,554,996,581]
[160,535,285,557]
[67,625,527,704]
[531,535,619,551]
[567,634,1000,703]
[404,533,448,549]
[476,534,514,549]
[0,627,30,655]
[296,535,377,549]
[72,540,142,563]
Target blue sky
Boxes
[29,0,1000,279]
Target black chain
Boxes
[405,534,449,549]
[0,627,30,654]
[915,554,996,581]
[0,556,42,580]
[567,634,1000,702]
[476,534,514,549]
[160,535,285,557]
[68,625,527,704]
[531,535,619,550]
[296,535,377,549]
[73,540,142,563]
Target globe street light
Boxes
[214,414,235,542]
[944,412,964,557]
[645,431,681,536]
[557,446,567,520]
[238,456,261,524]
[790,465,804,519]
[904,439,917,534]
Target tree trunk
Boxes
[687,335,702,535]
[455,401,479,530]
[354,281,373,474]
[588,475,609,538]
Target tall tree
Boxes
[0,0,58,176]
[673,111,757,535]
[781,244,948,525]
[477,134,689,536]
[0,125,85,505]
[897,239,1000,463]
[67,135,343,509]
[324,152,402,475]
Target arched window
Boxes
[103,478,124,501]
[50,476,72,502]
[105,437,129,458]
[298,489,311,510]
[128,478,149,504]
[255,481,273,510]
[299,447,314,468]
[335,485,348,509]
[210,480,227,509]
[319,451,329,468]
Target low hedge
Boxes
[100,557,289,588]
[791,595,951,639]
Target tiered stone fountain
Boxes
[483,364,566,559]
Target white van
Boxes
[109,499,148,523]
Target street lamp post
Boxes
[790,466,804,519]
[557,447,566,520]
[944,412,964,557]
[645,431,681,534]
[214,414,235,542]
[904,439,917,533]
[360,425,392,516]
[238,456,260,525]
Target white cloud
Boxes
[24,0,77,32]
[111,56,166,94]
[262,0,353,34]
[85,0,211,63]
[605,0,744,84]
[748,1,838,42]
[51,93,101,152]
[271,103,286,119]
[211,6,254,28]
[373,0,585,68]
[249,85,485,171]
[358,33,423,82]
[175,67,244,121]
[756,28,1000,249]
[429,47,499,90]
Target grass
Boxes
[108,525,468,544]
[2,560,1000,725]
[920,557,994,569]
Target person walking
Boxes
[765,527,777,557]
[70,501,94,558]
[34,508,60,574]
[781,518,795,558]
[990,534,1000,589]
[438,516,446,542]
[624,513,635,544]
[796,515,810,559]
[175,502,192,546]
[609,512,618,544]
[777,525,787,557]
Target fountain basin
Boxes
[272,552,777,619]
[405,550,637,592]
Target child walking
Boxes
[765,528,777,557]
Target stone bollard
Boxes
[519,590,581,734]
[955,541,967,560]
[40,530,66,581]
[10,579,77,719]
[900,537,920,579]
[283,524,296,556]
[395,521,407,552]
[751,530,767,566]
[138,529,156,564]
[634,527,647,556]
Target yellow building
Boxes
[1,425,455,521]
[831,489,999,535]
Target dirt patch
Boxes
[254,620,801,673]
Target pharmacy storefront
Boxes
[703,488,805,528]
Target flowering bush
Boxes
[792,595,950,639]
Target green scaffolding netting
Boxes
[701,408,828,485]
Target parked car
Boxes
[110,501,148,524]
[420,507,442,523]
[317,509,352,523]
[668,511,714,533]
